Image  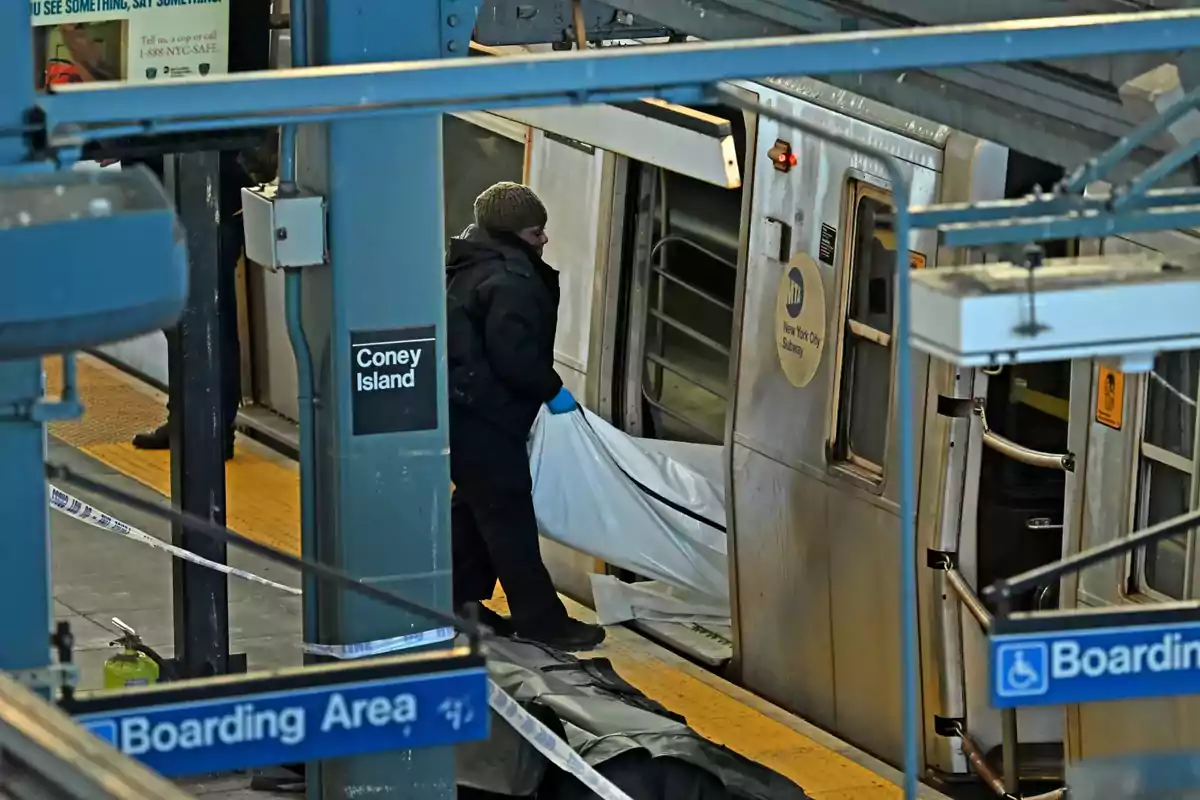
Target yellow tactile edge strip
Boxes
[44,354,301,556]
[47,352,924,799]
[484,589,912,799]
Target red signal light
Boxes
[767,139,796,173]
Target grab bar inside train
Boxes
[934,557,1066,800]
[973,398,1075,472]
[942,563,993,632]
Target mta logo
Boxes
[785,267,805,318]
[995,642,1049,699]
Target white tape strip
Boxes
[49,485,301,595]
[51,486,628,794]
[488,679,633,800]
[47,485,450,661]
[301,628,456,659]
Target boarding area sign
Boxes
[990,620,1200,709]
[76,666,489,776]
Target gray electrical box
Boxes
[241,183,326,270]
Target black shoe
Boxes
[517,617,606,651]
[461,602,515,637]
[131,424,170,450]
[133,424,236,462]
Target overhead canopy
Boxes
[473,0,1198,183]
[469,43,742,188]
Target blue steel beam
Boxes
[909,186,1200,228]
[41,9,1200,137]
[0,0,53,686]
[292,0,458,796]
[937,204,1200,247]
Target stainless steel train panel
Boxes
[495,101,741,188]
[1065,228,1200,764]
[730,442,836,729]
[914,134,1067,767]
[915,133,1006,775]
[529,128,606,389]
[731,84,942,766]
[733,97,941,490]
[527,128,610,603]
[916,360,971,776]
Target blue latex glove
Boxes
[546,387,578,415]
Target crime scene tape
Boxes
[47,485,454,660]
[488,679,634,800]
[49,484,628,798]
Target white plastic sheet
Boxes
[528,407,729,623]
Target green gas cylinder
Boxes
[103,617,160,689]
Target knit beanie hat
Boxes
[473,182,548,234]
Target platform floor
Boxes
[43,353,953,799]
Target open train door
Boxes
[468,58,749,666]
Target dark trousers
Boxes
[450,408,568,631]
[164,216,243,444]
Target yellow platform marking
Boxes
[44,355,301,555]
[49,353,913,798]
[486,591,905,799]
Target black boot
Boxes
[516,617,606,652]
[131,424,169,451]
[461,602,515,637]
[133,424,236,462]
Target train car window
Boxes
[1133,350,1200,600]
[832,181,896,477]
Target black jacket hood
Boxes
[446,225,554,278]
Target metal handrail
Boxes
[652,266,735,312]
[943,565,993,632]
[647,308,731,356]
[645,352,729,400]
[937,563,1069,800]
[0,672,191,799]
[974,399,1075,472]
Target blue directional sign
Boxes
[76,667,489,777]
[991,621,1200,708]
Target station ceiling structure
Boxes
[474,0,1200,182]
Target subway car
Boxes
[94,39,1200,796]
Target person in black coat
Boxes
[446,182,605,651]
[126,151,250,461]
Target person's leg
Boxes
[450,490,513,636]
[449,411,603,649]
[451,490,498,608]
[468,487,569,625]
[131,327,176,450]
[464,435,604,649]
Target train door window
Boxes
[1133,350,1200,600]
[831,181,896,478]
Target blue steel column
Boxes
[294,0,466,795]
[0,4,53,677]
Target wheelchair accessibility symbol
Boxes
[995,642,1049,699]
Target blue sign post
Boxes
[75,666,489,777]
[990,620,1200,708]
